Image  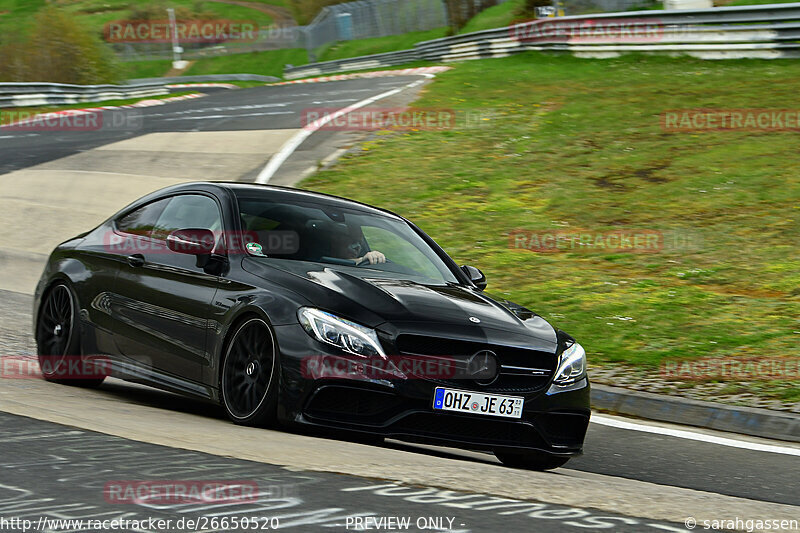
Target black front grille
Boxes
[394,334,555,393]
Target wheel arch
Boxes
[211,306,280,392]
[34,252,107,356]
[34,272,80,339]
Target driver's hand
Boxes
[357,251,386,265]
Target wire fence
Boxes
[302,0,449,59]
[113,26,306,62]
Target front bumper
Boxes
[273,323,591,456]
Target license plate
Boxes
[432,387,523,419]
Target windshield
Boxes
[234,193,458,284]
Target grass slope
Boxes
[183,49,308,78]
[316,28,448,62]
[302,53,800,402]
[459,0,524,34]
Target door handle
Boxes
[127,254,145,267]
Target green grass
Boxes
[121,60,175,79]
[459,0,524,34]
[181,48,308,78]
[0,0,46,34]
[301,53,800,394]
[316,28,448,61]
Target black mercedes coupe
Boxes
[34,182,590,470]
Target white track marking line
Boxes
[255,75,432,184]
[163,111,294,121]
[591,414,800,456]
[309,98,359,104]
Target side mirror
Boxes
[166,228,215,256]
[461,265,487,291]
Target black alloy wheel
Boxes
[36,282,104,387]
[220,317,279,426]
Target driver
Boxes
[355,250,386,266]
[330,229,386,266]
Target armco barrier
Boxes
[0,81,169,108]
[284,49,422,79]
[0,74,281,108]
[285,2,800,78]
[127,74,280,84]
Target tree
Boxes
[0,6,120,84]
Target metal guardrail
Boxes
[284,49,422,78]
[127,74,280,84]
[285,2,800,78]
[0,81,168,108]
[0,74,282,107]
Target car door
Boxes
[110,193,224,386]
[84,197,171,357]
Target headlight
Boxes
[298,307,385,357]
[553,342,586,385]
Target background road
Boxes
[1,77,798,532]
[0,77,426,294]
[0,79,425,178]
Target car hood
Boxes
[243,258,558,349]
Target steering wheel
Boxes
[355,257,392,267]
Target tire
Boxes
[494,451,571,471]
[220,317,279,427]
[35,282,105,387]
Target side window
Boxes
[362,226,440,279]
[116,198,170,237]
[151,194,223,242]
